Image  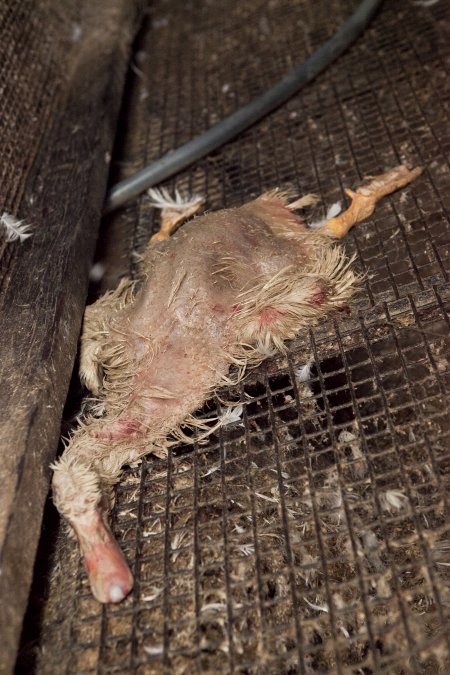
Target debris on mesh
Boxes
[39,297,450,674]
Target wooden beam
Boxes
[0,2,143,671]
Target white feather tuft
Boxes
[379,489,409,513]
[236,543,255,556]
[218,404,244,427]
[255,341,277,357]
[201,602,227,614]
[142,587,163,602]
[326,201,342,219]
[201,461,221,477]
[1,212,33,242]
[144,645,164,656]
[147,187,204,211]
[304,597,329,613]
[308,202,342,230]
[308,201,341,229]
[295,363,312,383]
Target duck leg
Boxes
[71,503,133,604]
[52,168,423,606]
[52,434,135,603]
[324,165,422,238]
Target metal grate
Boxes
[34,0,450,673]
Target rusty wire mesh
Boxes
[31,0,450,673]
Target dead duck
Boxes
[52,165,422,603]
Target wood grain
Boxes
[0,1,143,671]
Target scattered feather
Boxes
[1,212,33,242]
[434,540,450,557]
[379,489,409,513]
[201,461,221,477]
[255,491,278,503]
[130,61,146,81]
[269,467,289,479]
[218,403,244,427]
[362,529,385,573]
[338,428,367,477]
[142,587,163,602]
[299,555,320,587]
[236,543,255,556]
[338,430,358,444]
[171,529,190,561]
[339,625,350,638]
[326,201,342,219]
[304,597,329,613]
[147,187,204,212]
[295,362,312,383]
[144,645,164,656]
[308,201,342,229]
[201,602,227,614]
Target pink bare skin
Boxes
[53,197,321,603]
[74,510,133,603]
[91,206,314,443]
[52,167,421,603]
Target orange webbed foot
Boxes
[325,164,423,238]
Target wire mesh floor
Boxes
[33,0,450,673]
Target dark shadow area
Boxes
[15,354,86,674]
[14,497,60,675]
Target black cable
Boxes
[104,0,383,213]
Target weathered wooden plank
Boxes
[0,2,143,671]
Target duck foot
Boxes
[73,508,134,603]
[325,164,422,238]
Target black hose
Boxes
[104,0,383,213]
